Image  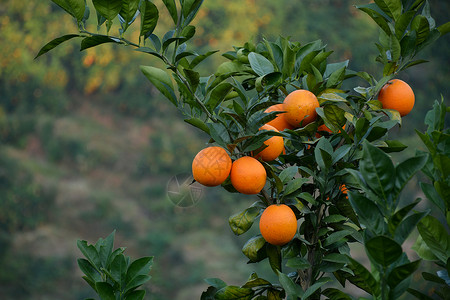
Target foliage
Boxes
[36,0,449,299]
[77,231,153,300]
[409,99,450,300]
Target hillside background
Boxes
[0,1,448,299]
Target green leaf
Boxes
[97,231,115,268]
[412,235,439,261]
[326,66,346,88]
[279,166,298,183]
[77,258,102,282]
[388,260,421,288]
[388,200,420,234]
[394,210,429,244]
[347,191,385,234]
[126,257,153,285]
[286,257,311,270]
[379,140,408,153]
[80,36,121,51]
[322,288,352,300]
[77,240,102,270]
[35,34,81,59]
[411,15,430,44]
[120,0,140,31]
[360,140,395,201]
[407,288,435,300]
[206,83,233,111]
[181,0,203,26]
[366,236,402,267]
[111,253,127,286]
[437,21,450,35]
[229,206,260,236]
[184,118,210,135]
[267,244,282,273]
[215,286,254,300]
[417,215,450,263]
[374,0,402,20]
[347,257,380,295]
[140,0,159,38]
[395,11,416,39]
[420,182,445,212]
[95,282,116,300]
[51,0,85,21]
[190,50,219,69]
[394,154,427,199]
[322,104,346,132]
[204,278,227,289]
[242,235,266,262]
[278,272,304,298]
[92,0,122,21]
[162,0,178,25]
[357,6,391,35]
[324,230,352,247]
[242,273,272,288]
[124,274,151,294]
[323,253,350,264]
[125,290,145,300]
[303,278,332,299]
[283,178,308,197]
[140,66,177,105]
[248,52,275,76]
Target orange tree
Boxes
[37,0,449,299]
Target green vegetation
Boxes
[0,0,449,299]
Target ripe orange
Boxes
[192,146,232,187]
[254,124,284,161]
[230,156,267,194]
[259,204,297,245]
[378,79,415,117]
[265,104,294,131]
[283,90,319,128]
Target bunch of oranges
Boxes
[190,80,414,246]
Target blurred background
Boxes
[0,0,448,299]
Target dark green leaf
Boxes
[279,166,298,183]
[388,260,421,288]
[77,240,102,269]
[229,206,260,236]
[242,235,266,262]
[92,0,122,21]
[140,66,177,105]
[126,257,153,285]
[77,258,102,282]
[278,272,304,298]
[206,83,233,111]
[379,140,408,153]
[366,236,402,267]
[184,118,209,135]
[347,257,379,295]
[323,253,350,264]
[388,200,420,234]
[134,47,163,59]
[286,257,311,270]
[162,0,178,25]
[95,282,116,300]
[417,215,450,263]
[190,50,219,69]
[215,286,254,300]
[395,11,416,39]
[125,275,151,294]
[140,0,159,38]
[394,154,427,199]
[267,244,282,273]
[394,210,429,244]
[111,253,127,286]
[80,36,120,51]
[437,21,450,35]
[181,0,203,26]
[347,191,385,234]
[324,230,352,247]
[420,182,445,212]
[51,0,85,21]
[125,290,145,300]
[360,140,395,201]
[303,277,332,299]
[248,52,275,76]
[322,288,352,300]
[411,15,430,44]
[422,271,446,284]
[374,0,401,20]
[120,0,140,31]
[407,288,435,300]
[357,6,391,35]
[283,178,308,197]
[204,278,227,289]
[35,34,80,59]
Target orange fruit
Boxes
[265,104,294,131]
[192,146,232,187]
[254,124,284,161]
[378,79,415,117]
[230,156,267,194]
[259,204,297,245]
[283,90,319,128]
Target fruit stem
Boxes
[260,189,272,206]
